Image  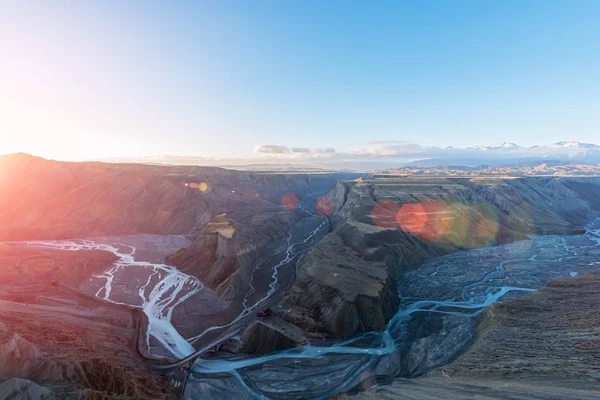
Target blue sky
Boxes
[1,1,599,161]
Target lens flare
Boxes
[396,203,428,233]
[198,182,208,192]
[418,201,453,242]
[371,199,400,229]
[281,192,299,210]
[315,196,335,216]
[446,205,474,247]
[473,203,500,247]
[188,182,199,189]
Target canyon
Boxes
[2,153,600,399]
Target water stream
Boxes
[186,219,600,399]
[16,193,331,361]
[20,237,202,358]
[16,209,600,399]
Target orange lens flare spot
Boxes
[472,204,500,247]
[476,216,499,243]
[188,182,199,189]
[315,196,335,216]
[396,203,428,233]
[198,182,208,192]
[416,201,453,242]
[281,192,299,210]
[371,200,400,229]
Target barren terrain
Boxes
[3,154,600,399]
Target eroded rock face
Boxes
[279,177,600,342]
[281,231,400,338]
[0,333,40,360]
[239,317,307,354]
[166,210,305,294]
[404,315,475,377]
[356,272,600,399]
[442,272,600,380]
[0,321,41,377]
[5,154,600,364]
[0,378,54,400]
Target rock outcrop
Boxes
[0,329,40,376]
[355,271,600,400]
[280,231,401,339]
[0,378,54,400]
[279,177,600,341]
[239,317,307,354]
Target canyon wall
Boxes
[278,177,600,340]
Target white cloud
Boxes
[255,145,336,157]
[254,145,292,154]
[252,140,600,169]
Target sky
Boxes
[1,1,599,162]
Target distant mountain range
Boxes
[404,141,600,168]
[5,141,600,172]
[550,141,600,149]
[469,141,600,152]
[373,161,600,177]
[467,141,600,151]
[470,142,521,151]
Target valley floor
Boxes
[354,376,600,400]
[0,241,178,399]
[354,271,600,399]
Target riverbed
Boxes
[185,219,600,400]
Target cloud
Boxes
[310,147,336,154]
[362,140,410,145]
[254,145,291,154]
[291,147,310,153]
[255,145,336,156]
[350,142,425,157]
[253,140,600,169]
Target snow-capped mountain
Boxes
[411,141,600,168]
[93,140,600,171]
[468,141,599,152]
[550,141,600,149]
[471,142,520,151]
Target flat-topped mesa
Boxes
[277,177,600,342]
[165,215,240,292]
[204,214,235,257]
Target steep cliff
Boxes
[278,177,600,340]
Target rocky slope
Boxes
[0,378,55,400]
[0,154,356,396]
[353,272,600,399]
[0,153,350,242]
[276,176,600,341]
[0,243,175,399]
[5,154,600,397]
